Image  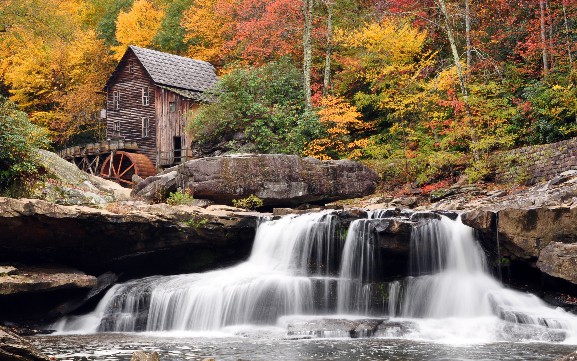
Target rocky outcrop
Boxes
[32,149,131,205]
[462,206,577,287]
[132,154,379,207]
[0,326,50,361]
[0,197,259,276]
[0,265,96,296]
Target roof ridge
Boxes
[128,45,214,69]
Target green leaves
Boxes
[0,96,49,190]
[188,59,320,154]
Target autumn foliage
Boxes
[2,0,577,185]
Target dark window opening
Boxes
[174,136,182,163]
[169,101,176,112]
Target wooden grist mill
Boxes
[58,45,218,186]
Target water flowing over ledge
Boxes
[55,210,577,344]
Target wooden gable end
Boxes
[105,49,157,166]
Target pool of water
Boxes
[31,333,576,361]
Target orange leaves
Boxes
[304,95,372,160]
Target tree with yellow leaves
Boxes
[304,95,372,160]
[180,0,234,67]
[112,0,165,59]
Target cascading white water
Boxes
[336,219,378,314]
[388,215,577,342]
[56,209,577,343]
[56,212,349,332]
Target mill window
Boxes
[142,87,150,106]
[112,120,120,135]
[129,61,135,73]
[112,91,120,110]
[142,117,150,138]
[169,101,176,112]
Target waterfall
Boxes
[57,212,348,332]
[388,215,577,341]
[56,210,577,342]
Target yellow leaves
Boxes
[181,0,234,65]
[112,0,165,59]
[304,96,372,160]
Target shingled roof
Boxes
[127,45,218,93]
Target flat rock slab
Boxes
[287,318,385,338]
[0,264,96,296]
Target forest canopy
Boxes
[1,0,577,186]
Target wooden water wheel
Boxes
[100,151,156,186]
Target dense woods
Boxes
[2,0,577,187]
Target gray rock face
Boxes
[462,206,577,286]
[133,154,379,207]
[0,326,50,361]
[0,197,259,276]
[537,242,577,284]
[286,318,414,339]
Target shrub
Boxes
[188,59,322,155]
[232,194,264,210]
[166,188,194,205]
[0,96,50,192]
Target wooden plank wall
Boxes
[106,51,157,165]
[155,88,195,166]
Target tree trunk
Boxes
[303,0,313,110]
[465,0,472,75]
[540,0,549,74]
[436,0,469,101]
[436,0,478,159]
[562,0,574,68]
[323,0,334,96]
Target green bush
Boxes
[232,194,264,210]
[188,59,322,155]
[166,188,194,205]
[0,96,50,192]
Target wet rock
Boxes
[375,321,416,338]
[131,351,160,361]
[556,350,577,361]
[0,326,51,361]
[496,323,566,343]
[286,318,387,338]
[133,154,379,207]
[432,210,459,220]
[409,212,441,222]
[373,219,413,254]
[537,243,577,284]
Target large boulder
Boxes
[132,154,379,207]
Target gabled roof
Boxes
[107,45,218,94]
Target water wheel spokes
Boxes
[100,151,156,186]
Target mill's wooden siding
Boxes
[106,52,157,164]
[155,88,195,166]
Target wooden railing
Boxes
[58,140,138,159]
[156,148,191,166]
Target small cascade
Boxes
[388,215,577,342]
[336,219,379,314]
